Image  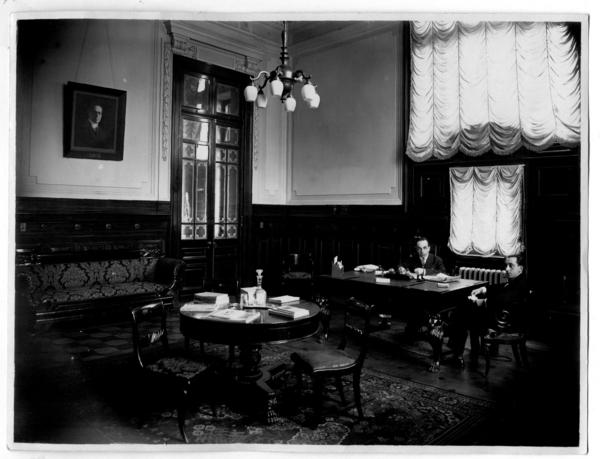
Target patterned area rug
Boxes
[15,318,494,446]
[93,355,493,445]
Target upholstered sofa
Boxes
[16,256,185,328]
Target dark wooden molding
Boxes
[16,197,171,215]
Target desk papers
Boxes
[423,274,461,283]
[208,309,260,323]
[194,291,230,306]
[181,302,228,313]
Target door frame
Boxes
[169,54,253,292]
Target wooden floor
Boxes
[11,303,582,448]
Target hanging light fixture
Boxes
[243,21,320,112]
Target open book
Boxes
[269,305,310,319]
[208,308,260,323]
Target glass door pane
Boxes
[216,125,239,146]
[183,74,211,111]
[216,83,240,116]
[181,116,210,241]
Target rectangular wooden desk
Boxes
[317,271,487,320]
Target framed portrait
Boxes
[63,81,126,161]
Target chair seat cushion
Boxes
[39,282,167,311]
[291,349,355,373]
[146,356,209,380]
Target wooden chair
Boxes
[131,301,216,443]
[480,289,533,377]
[482,330,529,377]
[281,252,314,299]
[290,297,375,424]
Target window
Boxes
[448,165,524,256]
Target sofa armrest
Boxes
[15,272,37,332]
[154,257,186,292]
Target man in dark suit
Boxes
[74,104,113,149]
[398,236,446,279]
[447,253,529,367]
[393,237,448,356]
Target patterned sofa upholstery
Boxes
[17,256,185,327]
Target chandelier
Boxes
[243,21,320,112]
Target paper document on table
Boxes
[423,274,461,283]
[354,264,380,273]
[194,291,230,305]
[180,302,227,313]
[208,309,260,323]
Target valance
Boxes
[406,22,581,162]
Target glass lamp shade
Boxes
[244,85,258,102]
[308,92,320,109]
[284,96,296,112]
[256,91,268,108]
[270,78,284,97]
[301,83,316,102]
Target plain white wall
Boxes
[288,24,404,205]
[16,20,168,201]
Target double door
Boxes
[171,56,252,297]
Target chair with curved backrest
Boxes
[290,297,375,424]
[131,301,216,443]
[481,289,533,377]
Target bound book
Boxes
[194,292,229,306]
[208,308,260,323]
[269,295,300,305]
[269,305,310,319]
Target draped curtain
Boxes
[407,22,581,162]
[449,165,524,256]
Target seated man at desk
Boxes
[447,253,529,367]
[389,236,448,342]
[397,236,446,279]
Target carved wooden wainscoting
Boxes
[16,197,171,261]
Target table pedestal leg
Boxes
[237,344,278,424]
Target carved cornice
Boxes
[172,20,279,58]
[171,32,262,75]
[168,21,268,75]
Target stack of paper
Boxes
[269,305,309,319]
[180,302,227,313]
[269,295,300,304]
[194,292,229,306]
[423,274,460,283]
[208,308,260,323]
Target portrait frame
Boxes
[63,81,126,161]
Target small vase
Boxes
[255,269,267,306]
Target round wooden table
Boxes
[179,300,321,422]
